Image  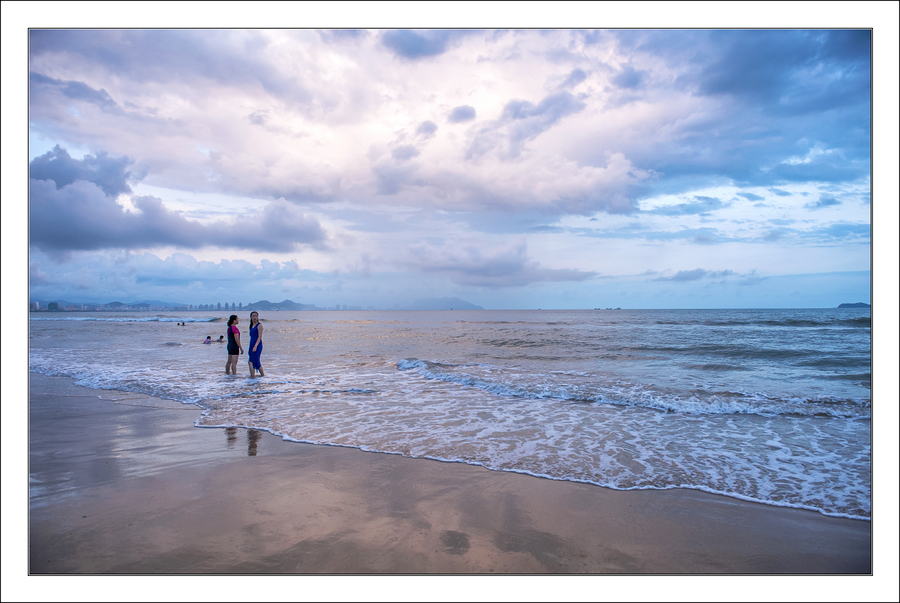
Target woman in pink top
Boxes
[225,314,243,375]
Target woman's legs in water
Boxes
[248,359,257,378]
[227,354,239,375]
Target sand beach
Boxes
[25,372,871,577]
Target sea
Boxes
[28,308,872,520]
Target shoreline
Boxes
[26,372,871,575]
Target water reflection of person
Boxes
[225,426,238,448]
[247,429,261,456]
[224,427,261,456]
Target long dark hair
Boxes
[228,314,238,326]
[249,311,259,326]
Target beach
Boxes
[27,372,871,576]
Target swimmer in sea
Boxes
[204,336,212,344]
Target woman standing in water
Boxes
[248,311,265,377]
[225,315,243,375]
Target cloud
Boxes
[30,178,328,253]
[762,228,790,242]
[30,262,49,285]
[30,72,121,113]
[644,196,728,215]
[317,29,369,43]
[29,147,329,253]
[467,91,586,160]
[27,249,332,305]
[736,192,765,201]
[815,222,870,240]
[806,194,841,209]
[612,65,644,89]
[381,30,461,60]
[398,239,596,287]
[448,105,476,123]
[768,188,792,196]
[30,29,311,102]
[29,145,135,197]
[391,145,420,162]
[416,120,438,138]
[656,268,735,282]
[695,30,870,114]
[560,68,588,89]
[591,30,871,196]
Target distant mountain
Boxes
[405,297,484,310]
[31,299,186,309]
[31,298,104,309]
[837,302,870,308]
[128,300,184,307]
[246,299,315,311]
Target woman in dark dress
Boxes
[225,314,243,375]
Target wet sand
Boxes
[27,372,871,576]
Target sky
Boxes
[11,7,897,310]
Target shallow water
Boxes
[29,308,872,519]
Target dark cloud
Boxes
[736,192,765,201]
[29,145,134,197]
[612,65,644,89]
[30,147,328,252]
[592,30,871,196]
[806,194,841,209]
[768,188,792,196]
[30,179,328,253]
[467,91,586,160]
[448,105,476,123]
[381,30,473,60]
[560,68,588,89]
[644,196,728,216]
[416,120,438,138]
[30,29,312,104]
[696,30,870,114]
[30,72,120,112]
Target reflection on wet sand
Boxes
[248,429,260,456]
[225,426,261,456]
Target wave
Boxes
[396,358,871,419]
